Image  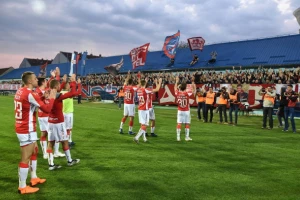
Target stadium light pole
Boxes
[293,7,300,34]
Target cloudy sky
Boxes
[0,0,299,68]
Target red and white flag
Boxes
[187,37,205,51]
[129,43,150,69]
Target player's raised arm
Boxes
[152,78,162,93]
[58,74,77,100]
[59,74,67,91]
[174,76,179,92]
[58,81,77,100]
[137,72,141,88]
[55,67,60,79]
[191,77,196,95]
[28,89,56,113]
[46,70,56,88]
[124,70,131,86]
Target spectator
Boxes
[259,86,276,130]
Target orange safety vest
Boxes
[205,92,215,105]
[264,93,275,104]
[229,93,238,104]
[218,93,228,105]
[197,92,205,102]
[119,89,125,97]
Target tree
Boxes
[177,41,189,49]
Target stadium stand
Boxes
[19,58,52,68]
[0,67,14,77]
[1,34,300,80]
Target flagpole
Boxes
[76,61,78,76]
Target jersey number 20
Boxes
[138,96,145,104]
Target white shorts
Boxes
[48,122,68,142]
[16,132,38,147]
[177,111,191,124]
[124,104,135,117]
[149,108,155,120]
[38,117,49,132]
[64,113,73,130]
[138,110,149,126]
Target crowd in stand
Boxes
[1,66,300,85]
[0,80,22,84]
[81,66,300,86]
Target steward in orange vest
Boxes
[118,89,125,97]
[203,87,215,123]
[216,87,229,124]
[229,88,241,125]
[118,87,125,109]
[259,86,276,129]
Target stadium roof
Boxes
[2,34,300,79]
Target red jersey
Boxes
[123,85,137,104]
[175,90,190,111]
[48,82,81,124]
[137,87,152,110]
[35,87,50,117]
[14,87,55,134]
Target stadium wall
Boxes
[1,84,299,114]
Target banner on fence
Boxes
[1,83,299,109]
[0,84,22,90]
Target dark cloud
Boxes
[0,0,299,68]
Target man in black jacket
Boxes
[283,85,298,133]
[277,87,287,128]
[229,88,241,126]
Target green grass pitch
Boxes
[0,95,300,200]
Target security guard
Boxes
[229,88,240,126]
[204,86,215,123]
[259,86,276,130]
[118,86,125,109]
[195,88,206,121]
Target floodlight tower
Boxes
[293,7,300,34]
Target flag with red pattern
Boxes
[129,43,150,69]
[187,37,205,51]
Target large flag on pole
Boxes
[129,43,150,69]
[38,62,47,77]
[162,30,180,58]
[104,57,124,76]
[69,52,77,76]
[187,37,205,51]
[80,51,88,76]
